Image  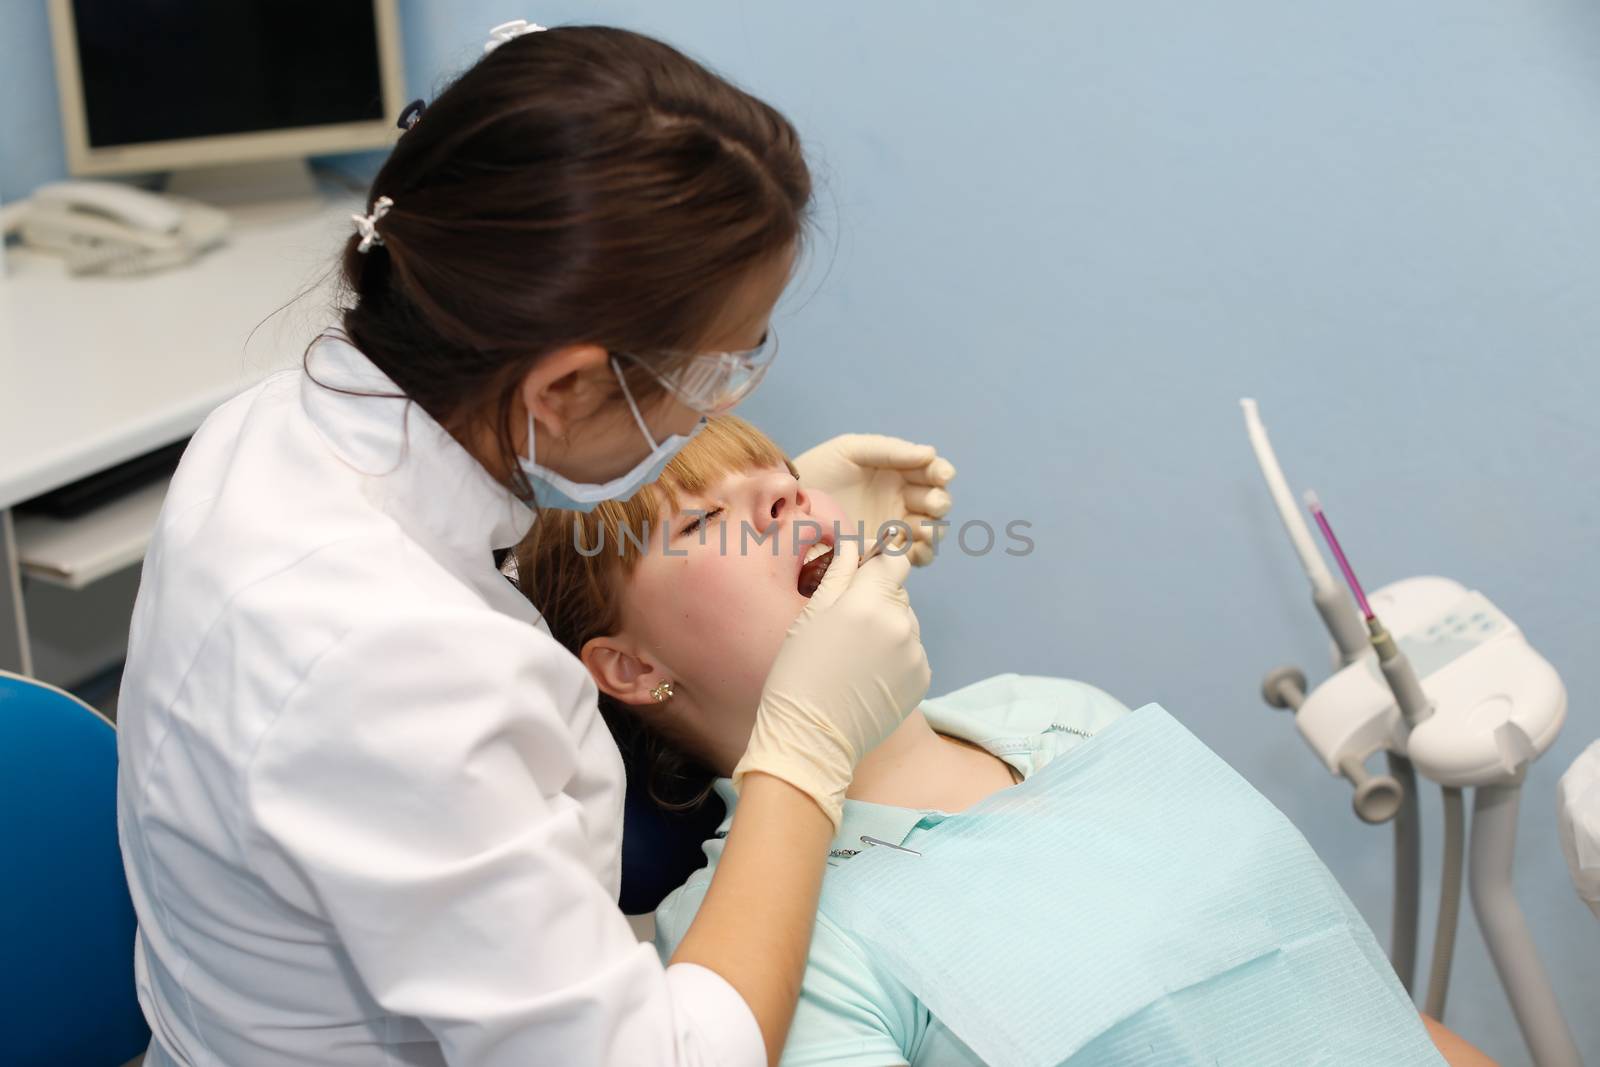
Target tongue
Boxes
[797,548,834,598]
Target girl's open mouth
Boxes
[797,542,834,597]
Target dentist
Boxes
[117,22,950,1067]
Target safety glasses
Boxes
[614,327,779,416]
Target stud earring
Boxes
[650,680,675,703]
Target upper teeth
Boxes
[803,542,832,565]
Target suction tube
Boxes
[1240,399,1368,663]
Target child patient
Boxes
[514,416,1494,1067]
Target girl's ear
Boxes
[580,635,670,706]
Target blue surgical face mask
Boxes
[519,358,705,512]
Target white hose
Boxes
[1240,399,1337,595]
[1424,786,1464,1019]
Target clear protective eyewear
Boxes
[614,327,779,416]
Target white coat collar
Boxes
[300,331,537,560]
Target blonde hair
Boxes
[513,415,794,808]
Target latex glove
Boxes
[732,539,930,828]
[792,434,956,567]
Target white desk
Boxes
[0,195,357,674]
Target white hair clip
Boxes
[484,19,547,54]
[352,195,394,253]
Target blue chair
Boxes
[0,671,150,1066]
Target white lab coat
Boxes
[117,333,763,1067]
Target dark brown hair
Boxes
[336,25,813,497]
[514,415,795,809]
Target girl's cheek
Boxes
[682,554,782,639]
[653,534,794,629]
[664,553,740,625]
[808,493,848,532]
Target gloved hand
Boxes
[792,434,956,567]
[732,538,930,828]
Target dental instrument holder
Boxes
[1290,582,1561,791]
[1263,666,1405,826]
[1244,407,1581,1067]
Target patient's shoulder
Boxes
[920,673,1131,743]
[651,868,715,962]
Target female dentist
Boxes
[116,21,950,1067]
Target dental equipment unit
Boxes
[1241,399,1583,1067]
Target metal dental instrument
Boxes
[860,835,922,856]
[858,527,909,566]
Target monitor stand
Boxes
[164,157,330,226]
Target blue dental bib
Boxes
[821,704,1443,1066]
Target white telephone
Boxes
[0,180,229,276]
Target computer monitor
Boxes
[48,0,405,182]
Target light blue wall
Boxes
[0,1,62,204]
[5,2,1598,1061]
